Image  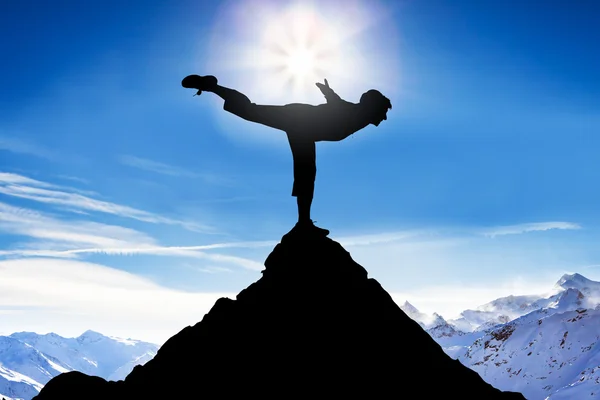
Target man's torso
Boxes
[282,102,367,142]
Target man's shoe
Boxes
[181,75,218,95]
[282,220,329,241]
[295,220,329,236]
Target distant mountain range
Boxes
[2,273,598,400]
[400,273,600,400]
[0,331,158,400]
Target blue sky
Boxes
[1,0,599,344]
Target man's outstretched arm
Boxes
[315,79,343,103]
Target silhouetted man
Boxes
[182,75,391,236]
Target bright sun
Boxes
[286,48,317,79]
[256,3,343,96]
[207,0,398,105]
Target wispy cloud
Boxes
[0,172,216,233]
[0,135,55,160]
[0,243,266,271]
[197,266,233,274]
[581,264,600,271]
[54,175,90,185]
[0,241,276,256]
[119,155,232,186]
[338,230,435,247]
[480,222,581,237]
[119,155,198,178]
[0,205,266,271]
[338,221,582,247]
[0,172,98,197]
[0,201,157,251]
[180,262,233,274]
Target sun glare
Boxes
[256,3,342,97]
[207,0,400,124]
[286,47,317,79]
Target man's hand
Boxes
[315,79,341,103]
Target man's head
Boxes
[359,89,392,126]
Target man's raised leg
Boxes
[182,75,218,95]
[182,75,252,114]
[182,74,293,130]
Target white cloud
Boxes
[0,258,236,345]
[480,221,581,237]
[0,172,215,233]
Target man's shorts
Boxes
[287,134,316,198]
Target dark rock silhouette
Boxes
[33,233,526,399]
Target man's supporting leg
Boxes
[297,195,312,224]
[294,192,328,236]
[289,138,328,236]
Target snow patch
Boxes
[82,357,98,367]
[39,354,71,374]
[108,336,139,346]
[0,365,43,390]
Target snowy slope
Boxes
[9,330,158,379]
[107,350,157,381]
[0,364,43,400]
[399,273,600,400]
[555,273,600,299]
[459,305,600,400]
[399,301,451,330]
[0,331,159,400]
[0,336,71,386]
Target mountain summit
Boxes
[33,233,525,399]
[555,272,600,293]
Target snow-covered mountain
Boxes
[448,293,553,333]
[0,331,158,400]
[555,272,600,299]
[0,364,42,400]
[400,273,600,400]
[398,301,459,339]
[460,304,600,400]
